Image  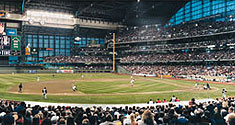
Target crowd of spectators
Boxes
[120,50,235,63]
[118,25,166,42]
[123,39,235,52]
[44,56,111,64]
[118,21,235,43]
[148,96,180,104]
[0,97,235,125]
[123,65,235,77]
[72,47,108,56]
[166,21,235,39]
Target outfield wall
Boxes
[117,66,131,74]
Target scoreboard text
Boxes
[0,35,11,56]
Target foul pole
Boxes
[113,33,115,71]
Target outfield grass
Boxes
[0,73,234,104]
[77,78,179,94]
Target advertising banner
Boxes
[56,70,74,73]
[28,70,37,73]
[6,29,17,36]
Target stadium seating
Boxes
[123,65,235,78]
[44,56,111,64]
[0,97,234,125]
[120,50,235,63]
[118,21,235,43]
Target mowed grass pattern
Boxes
[0,73,234,104]
[77,79,179,94]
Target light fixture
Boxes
[6,13,10,18]
[28,19,34,24]
[75,37,81,41]
[40,20,45,25]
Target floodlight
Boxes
[75,37,81,41]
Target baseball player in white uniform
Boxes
[195,82,198,88]
[81,74,84,79]
[222,88,227,99]
[72,84,77,92]
[37,76,40,82]
[42,87,47,99]
[130,79,135,87]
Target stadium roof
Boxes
[3,0,189,26]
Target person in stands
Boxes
[156,99,161,103]
[138,110,157,125]
[148,99,154,104]
[175,97,180,102]
[170,95,176,102]
[189,98,196,106]
[163,99,167,103]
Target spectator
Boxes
[175,98,180,102]
[130,113,138,125]
[163,99,167,103]
[189,98,196,106]
[170,95,176,102]
[156,99,161,103]
[226,113,235,125]
[138,109,157,125]
[148,99,154,104]
[100,113,114,125]
[32,114,40,125]
[2,110,14,125]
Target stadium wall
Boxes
[117,66,131,74]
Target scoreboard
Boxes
[0,35,21,56]
[0,22,21,56]
[0,35,11,56]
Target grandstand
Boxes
[0,0,235,124]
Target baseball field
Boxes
[0,73,234,104]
